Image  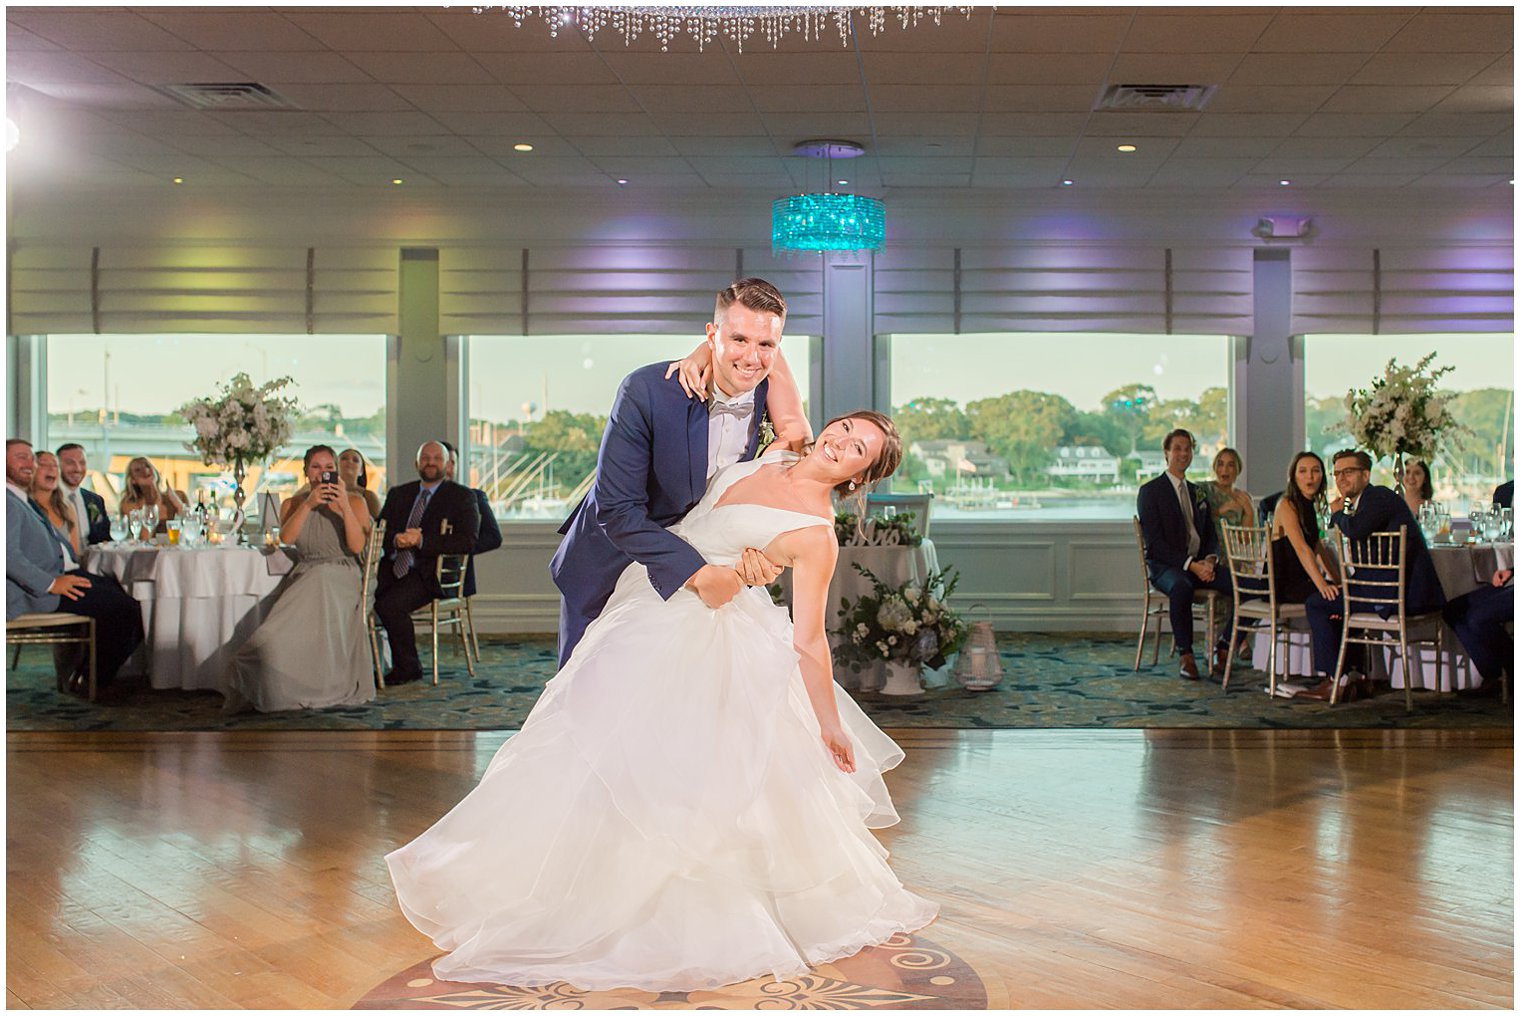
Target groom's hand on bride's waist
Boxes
[686,564,743,609]
[736,547,782,587]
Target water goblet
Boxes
[179,514,202,548]
[1482,508,1502,543]
[127,508,144,546]
[108,513,128,544]
[143,502,160,538]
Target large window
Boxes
[1304,333,1514,508]
[44,333,388,514]
[467,335,814,520]
[884,332,1233,520]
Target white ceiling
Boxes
[5,5,1513,193]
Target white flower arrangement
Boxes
[834,563,967,670]
[180,372,300,468]
[1344,353,1468,463]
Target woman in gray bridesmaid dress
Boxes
[226,445,375,713]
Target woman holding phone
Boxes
[225,445,375,712]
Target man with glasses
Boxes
[1301,449,1446,700]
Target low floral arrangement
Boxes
[1344,353,1467,463]
[834,509,923,547]
[179,372,300,468]
[833,563,967,671]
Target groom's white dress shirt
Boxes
[706,386,756,481]
[61,481,90,542]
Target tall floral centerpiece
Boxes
[1344,353,1466,497]
[180,373,299,531]
[833,563,967,695]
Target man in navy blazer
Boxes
[373,441,481,684]
[1136,428,1234,680]
[56,443,111,545]
[1302,448,1447,695]
[441,440,502,599]
[549,278,788,667]
[6,439,142,693]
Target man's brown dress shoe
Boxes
[1212,644,1229,677]
[1179,653,1201,680]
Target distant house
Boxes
[910,439,1010,479]
[1129,449,1167,482]
[1047,445,1120,483]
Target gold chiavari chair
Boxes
[1330,525,1445,710]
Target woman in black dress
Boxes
[1271,451,1342,603]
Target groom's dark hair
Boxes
[716,278,786,322]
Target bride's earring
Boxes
[848,480,857,492]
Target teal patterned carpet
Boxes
[5,634,1511,732]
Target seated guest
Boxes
[56,443,110,545]
[6,439,143,695]
[1271,452,1342,605]
[1302,448,1446,700]
[28,451,81,559]
[1257,489,1283,522]
[1443,569,1513,691]
[225,445,375,713]
[1494,479,1513,509]
[339,447,383,520]
[441,440,503,600]
[373,441,480,685]
[1201,446,1255,552]
[119,456,188,529]
[1402,458,1433,518]
[1136,428,1234,680]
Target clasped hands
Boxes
[393,528,424,550]
[686,548,782,608]
[1186,557,1218,582]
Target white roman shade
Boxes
[438,245,822,337]
[7,244,398,335]
[1291,245,1514,335]
[874,245,1254,335]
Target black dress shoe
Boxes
[384,671,422,685]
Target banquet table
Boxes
[779,539,949,693]
[1249,541,1513,692]
[86,543,295,694]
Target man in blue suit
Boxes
[550,278,789,667]
[1302,448,1447,698]
[6,439,142,694]
[56,443,111,545]
[1136,428,1234,680]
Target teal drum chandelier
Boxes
[773,139,884,255]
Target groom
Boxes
[550,278,788,666]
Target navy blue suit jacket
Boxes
[550,362,769,646]
[1331,483,1445,614]
[1137,472,1217,580]
[462,487,502,599]
[1493,480,1513,509]
[78,488,110,545]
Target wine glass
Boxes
[126,508,144,546]
[1417,503,1439,547]
[142,502,160,540]
[108,513,128,544]
[1482,507,1502,543]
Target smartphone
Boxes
[320,470,339,486]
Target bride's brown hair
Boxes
[802,410,903,501]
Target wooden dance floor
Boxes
[7,728,1513,1009]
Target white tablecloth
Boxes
[1430,543,1513,599]
[86,544,292,694]
[1250,622,1483,693]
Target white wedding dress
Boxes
[386,455,936,992]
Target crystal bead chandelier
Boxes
[772,139,884,255]
[477,5,969,53]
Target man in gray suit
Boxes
[6,439,142,693]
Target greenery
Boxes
[834,509,922,547]
[833,563,967,671]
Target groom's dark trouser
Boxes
[374,569,436,681]
[1150,564,1233,658]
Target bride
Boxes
[386,408,937,993]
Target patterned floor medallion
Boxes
[353,932,987,1010]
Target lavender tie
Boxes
[392,488,432,578]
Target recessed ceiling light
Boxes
[391,178,404,185]
[616,178,628,185]
[1062,179,1073,186]
[1279,179,1290,186]
[837,179,848,185]
[1116,144,1137,153]
[172,176,184,184]
[513,143,534,152]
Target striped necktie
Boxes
[393,487,433,578]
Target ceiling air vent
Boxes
[1095,84,1217,112]
[157,83,298,110]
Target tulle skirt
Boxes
[386,565,936,992]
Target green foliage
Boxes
[832,563,966,671]
[966,390,1076,484]
[1101,383,1158,454]
[833,510,922,547]
[893,396,970,445]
